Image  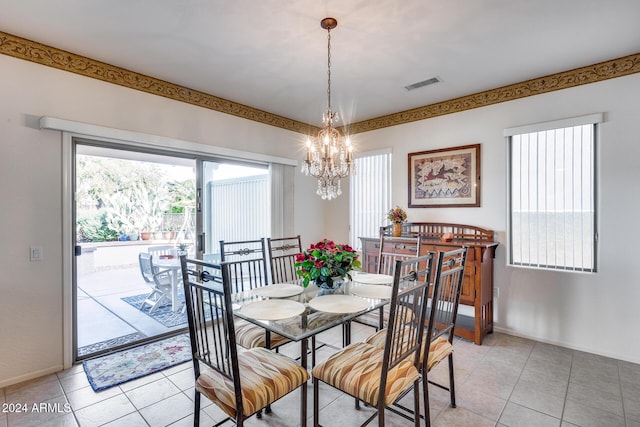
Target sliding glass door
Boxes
[73,142,275,360]
[74,142,196,359]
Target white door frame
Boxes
[46,116,296,367]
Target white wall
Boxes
[2,50,639,387]
[0,54,324,386]
[337,73,640,364]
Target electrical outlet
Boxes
[30,246,43,261]
[494,287,499,298]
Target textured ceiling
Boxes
[1,0,639,127]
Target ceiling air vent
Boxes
[404,76,442,91]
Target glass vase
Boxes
[392,222,403,237]
[316,276,345,296]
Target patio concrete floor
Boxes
[77,266,186,357]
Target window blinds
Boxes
[507,115,600,272]
[349,150,392,251]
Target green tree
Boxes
[76,155,194,242]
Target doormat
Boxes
[78,332,146,358]
[83,333,192,392]
[121,294,187,328]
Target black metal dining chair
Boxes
[364,247,468,425]
[420,247,468,423]
[266,235,302,284]
[180,256,309,427]
[218,255,291,351]
[311,253,435,427]
[354,235,423,331]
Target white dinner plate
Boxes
[350,273,394,285]
[309,295,371,314]
[252,283,304,298]
[239,299,306,321]
[350,284,392,299]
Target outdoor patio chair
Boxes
[138,252,172,313]
[147,245,175,260]
[180,257,309,427]
[312,253,435,427]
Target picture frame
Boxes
[408,143,481,208]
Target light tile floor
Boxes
[2,327,640,427]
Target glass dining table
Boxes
[231,271,395,370]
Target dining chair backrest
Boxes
[378,253,434,403]
[180,257,241,410]
[219,239,266,262]
[220,239,270,292]
[266,235,302,284]
[222,256,270,294]
[148,245,175,260]
[377,235,423,277]
[426,247,468,347]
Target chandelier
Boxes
[301,17,355,200]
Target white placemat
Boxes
[252,283,304,298]
[350,284,393,299]
[309,295,371,314]
[350,273,394,285]
[239,299,306,320]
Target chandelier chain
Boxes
[327,26,332,115]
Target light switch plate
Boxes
[30,246,43,261]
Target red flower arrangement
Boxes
[294,239,361,288]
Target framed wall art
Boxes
[408,143,481,208]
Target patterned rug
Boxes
[83,334,192,391]
[121,294,187,328]
[77,332,146,358]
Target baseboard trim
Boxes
[493,326,640,365]
[0,365,64,389]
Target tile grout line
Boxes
[617,359,627,427]
[494,337,536,426]
[559,347,574,424]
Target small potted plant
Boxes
[387,206,408,237]
[175,242,189,256]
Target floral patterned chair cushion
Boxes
[196,347,309,418]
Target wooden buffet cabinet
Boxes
[360,222,499,345]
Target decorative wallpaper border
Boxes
[1,30,638,136]
[0,31,318,135]
[345,52,640,134]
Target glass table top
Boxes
[231,280,390,342]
